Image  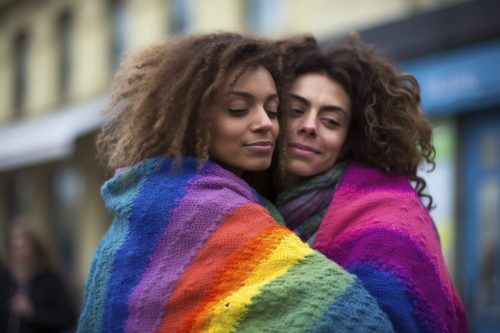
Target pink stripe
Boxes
[314,163,466,332]
[124,166,258,333]
[315,165,447,290]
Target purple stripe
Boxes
[124,165,257,333]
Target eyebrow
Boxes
[228,90,279,102]
[290,93,348,116]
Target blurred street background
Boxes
[0,0,499,331]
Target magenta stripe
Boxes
[315,164,443,283]
[315,190,441,262]
[322,228,457,333]
[314,162,465,332]
[343,162,415,193]
[123,165,258,333]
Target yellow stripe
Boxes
[203,233,314,332]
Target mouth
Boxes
[243,141,274,153]
[288,143,321,157]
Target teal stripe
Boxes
[306,279,394,332]
[259,195,285,226]
[233,253,355,332]
[77,159,158,333]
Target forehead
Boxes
[292,73,337,92]
[225,64,277,92]
[291,73,351,109]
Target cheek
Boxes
[286,119,300,138]
[324,133,347,159]
[212,120,239,142]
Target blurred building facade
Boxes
[352,1,500,331]
[1,0,497,330]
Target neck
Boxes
[210,159,244,178]
[280,172,306,192]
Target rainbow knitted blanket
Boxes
[313,163,468,333]
[77,157,394,333]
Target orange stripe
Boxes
[157,204,287,333]
[188,226,290,332]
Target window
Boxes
[57,10,73,101]
[169,0,193,35]
[246,0,285,34]
[110,0,127,72]
[13,30,29,118]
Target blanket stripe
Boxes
[79,158,158,333]
[178,223,290,332]
[158,206,277,332]
[200,232,313,332]
[314,163,467,333]
[125,167,254,333]
[78,157,394,333]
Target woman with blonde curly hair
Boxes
[77,33,394,333]
[272,35,468,332]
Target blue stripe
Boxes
[100,157,199,333]
[349,265,431,333]
[77,159,158,333]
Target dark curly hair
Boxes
[277,34,436,209]
[97,32,282,172]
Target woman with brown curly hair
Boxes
[77,33,394,333]
[273,35,468,332]
[6,221,77,333]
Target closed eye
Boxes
[290,108,304,115]
[266,110,279,119]
[228,108,248,116]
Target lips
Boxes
[243,141,274,153]
[288,143,320,157]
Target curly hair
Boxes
[97,32,282,172]
[277,34,436,209]
[9,219,60,280]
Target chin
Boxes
[286,160,319,178]
[242,160,272,172]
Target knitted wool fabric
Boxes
[77,157,394,333]
[276,162,346,242]
[310,163,468,333]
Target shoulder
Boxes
[171,160,262,217]
[102,156,261,219]
[332,162,432,233]
[0,266,13,293]
[317,162,440,262]
[338,162,415,194]
[325,162,433,233]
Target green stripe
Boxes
[233,253,355,332]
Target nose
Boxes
[298,114,317,137]
[250,107,274,133]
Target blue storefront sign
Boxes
[402,39,500,117]
[403,39,500,333]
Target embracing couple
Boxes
[77,32,467,333]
